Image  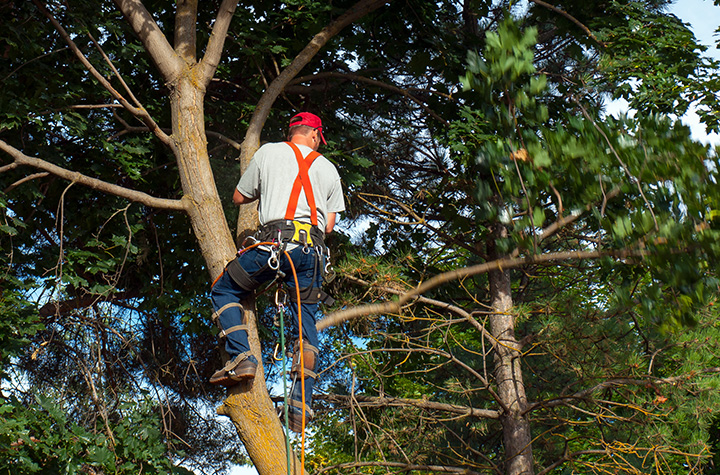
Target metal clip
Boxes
[273,343,283,361]
[268,247,279,270]
[323,248,336,282]
[241,235,259,250]
[275,287,287,308]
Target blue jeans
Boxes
[211,245,322,410]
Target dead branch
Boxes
[343,274,500,351]
[318,393,501,419]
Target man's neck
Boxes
[290,136,316,150]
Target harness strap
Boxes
[219,324,248,339]
[211,302,244,323]
[291,342,318,379]
[285,142,321,226]
[288,286,334,306]
[226,257,261,291]
[288,398,314,419]
[212,302,249,340]
[223,351,254,372]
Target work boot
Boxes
[210,353,257,387]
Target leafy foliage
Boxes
[1,0,720,473]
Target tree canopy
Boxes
[2,0,720,474]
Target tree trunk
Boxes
[169,69,306,475]
[488,225,534,475]
[170,72,236,276]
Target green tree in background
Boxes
[1,0,720,474]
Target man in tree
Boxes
[209,112,345,432]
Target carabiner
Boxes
[275,287,287,308]
[268,248,279,270]
[273,343,283,361]
[241,235,259,249]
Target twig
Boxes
[529,0,605,47]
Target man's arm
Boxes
[325,212,336,234]
[233,188,257,205]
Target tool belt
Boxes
[257,219,325,248]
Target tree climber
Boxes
[209,112,345,433]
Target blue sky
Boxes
[661,0,719,145]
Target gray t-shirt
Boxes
[237,142,345,232]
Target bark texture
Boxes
[488,225,534,475]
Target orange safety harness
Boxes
[284,141,321,226]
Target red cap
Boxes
[289,112,326,145]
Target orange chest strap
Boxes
[284,142,321,226]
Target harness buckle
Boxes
[292,221,313,247]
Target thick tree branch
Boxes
[0,140,187,211]
[319,248,657,331]
[112,0,182,82]
[318,393,501,419]
[174,0,198,62]
[38,291,140,319]
[240,0,391,164]
[199,0,240,87]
